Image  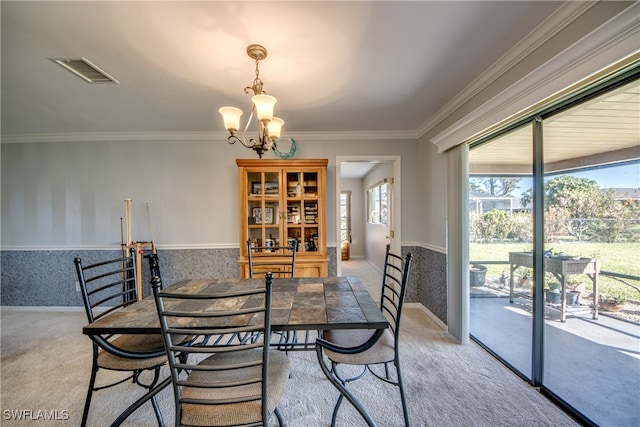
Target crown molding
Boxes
[0,129,419,144]
[0,132,221,144]
[431,2,640,152]
[416,0,597,139]
[289,130,419,141]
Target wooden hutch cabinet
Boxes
[236,159,328,278]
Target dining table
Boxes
[83,276,389,427]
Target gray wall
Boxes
[1,137,448,323]
[1,138,424,248]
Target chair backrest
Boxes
[145,252,162,283]
[74,248,138,323]
[247,238,298,278]
[380,244,413,343]
[152,273,275,425]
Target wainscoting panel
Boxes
[404,245,447,325]
[1,246,447,325]
[1,247,341,307]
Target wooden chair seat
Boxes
[181,348,290,427]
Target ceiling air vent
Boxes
[50,57,120,84]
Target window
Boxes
[340,192,351,242]
[367,180,388,225]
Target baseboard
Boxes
[405,302,448,332]
[1,305,85,312]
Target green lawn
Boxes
[470,242,640,301]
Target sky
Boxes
[511,162,640,196]
[570,163,640,189]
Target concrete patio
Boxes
[470,293,640,427]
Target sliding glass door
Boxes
[469,124,534,378]
[468,69,640,426]
[540,79,640,426]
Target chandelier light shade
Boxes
[267,117,285,141]
[251,94,277,122]
[220,44,286,158]
[218,106,243,134]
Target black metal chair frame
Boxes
[152,272,288,426]
[247,238,317,351]
[74,248,167,427]
[316,244,413,427]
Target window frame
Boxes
[366,179,388,226]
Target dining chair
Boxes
[247,238,316,351]
[151,271,290,427]
[247,238,297,278]
[317,244,413,427]
[74,248,167,427]
[146,252,162,279]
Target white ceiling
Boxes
[340,161,380,179]
[1,1,566,139]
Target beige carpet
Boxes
[1,261,579,426]
[0,311,579,427]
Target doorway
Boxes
[336,156,401,276]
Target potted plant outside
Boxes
[469,264,487,287]
[566,289,581,305]
[599,294,627,312]
[545,282,562,304]
[566,279,582,306]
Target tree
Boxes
[544,176,606,241]
[477,210,513,242]
[587,189,637,243]
[545,206,571,242]
[511,212,533,242]
[520,188,533,210]
[470,177,522,197]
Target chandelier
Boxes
[219,44,285,158]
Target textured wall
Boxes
[0,248,238,306]
[0,245,451,324]
[404,245,447,324]
[0,246,342,306]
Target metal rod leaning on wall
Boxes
[124,197,132,246]
[120,216,127,301]
[146,202,157,254]
[120,217,125,259]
